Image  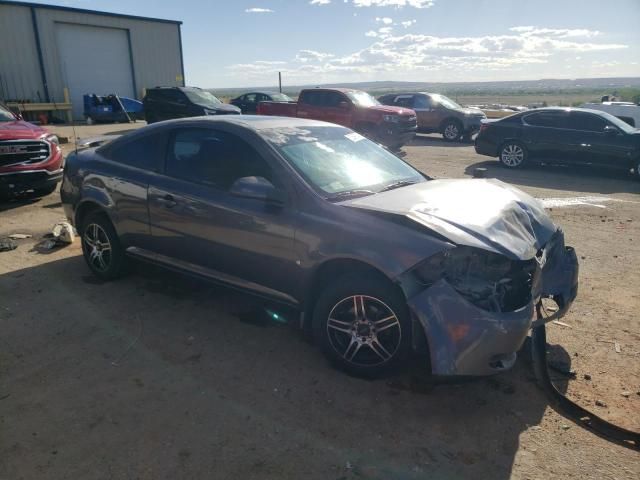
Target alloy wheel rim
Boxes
[83,223,112,272]
[444,124,459,139]
[501,144,524,167]
[326,295,401,367]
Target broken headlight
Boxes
[413,247,538,313]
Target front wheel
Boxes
[81,213,127,280]
[499,141,527,168]
[634,159,640,181]
[313,275,411,377]
[442,121,462,142]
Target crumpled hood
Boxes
[203,103,241,113]
[0,120,47,140]
[367,105,415,117]
[343,178,556,260]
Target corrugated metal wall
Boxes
[0,4,46,102]
[0,3,183,105]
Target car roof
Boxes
[146,115,340,131]
[524,107,612,116]
[242,91,284,96]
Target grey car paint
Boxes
[61,116,578,377]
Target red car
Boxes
[257,88,417,149]
[0,103,63,198]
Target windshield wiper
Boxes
[379,180,418,192]
[327,189,376,201]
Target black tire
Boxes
[634,159,640,181]
[312,274,411,378]
[442,120,462,142]
[499,140,528,169]
[33,183,57,197]
[80,212,127,280]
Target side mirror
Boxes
[604,125,619,136]
[337,101,350,110]
[229,176,285,205]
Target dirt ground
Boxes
[1,123,639,480]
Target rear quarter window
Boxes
[103,132,168,172]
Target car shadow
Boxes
[464,160,640,196]
[1,255,573,480]
[409,134,475,148]
[0,194,43,213]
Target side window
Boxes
[166,129,272,189]
[569,112,607,132]
[394,96,414,108]
[324,92,346,107]
[245,93,257,104]
[524,112,568,129]
[413,95,433,109]
[105,132,167,172]
[300,91,321,106]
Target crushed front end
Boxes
[399,229,578,376]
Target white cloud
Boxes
[226,26,629,84]
[375,16,393,24]
[310,0,331,5]
[353,0,434,8]
[245,7,274,13]
[400,19,416,28]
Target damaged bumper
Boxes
[402,229,579,377]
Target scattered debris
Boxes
[561,424,571,430]
[8,233,32,239]
[595,399,607,408]
[614,342,621,353]
[0,238,17,252]
[345,461,353,470]
[583,374,592,381]
[473,167,487,178]
[51,222,75,244]
[621,391,631,398]
[552,320,572,328]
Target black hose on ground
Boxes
[531,310,639,451]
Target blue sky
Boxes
[24,0,640,88]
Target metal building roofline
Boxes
[0,1,183,25]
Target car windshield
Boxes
[270,93,293,102]
[432,94,462,110]
[0,105,16,122]
[345,91,380,107]
[597,110,637,134]
[183,89,222,107]
[261,125,425,198]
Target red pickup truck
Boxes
[0,102,63,198]
[257,88,417,149]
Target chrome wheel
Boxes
[83,223,112,272]
[443,123,460,140]
[501,144,525,167]
[326,295,402,367]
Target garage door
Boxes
[56,23,135,120]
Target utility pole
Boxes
[278,72,282,93]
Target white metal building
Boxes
[0,1,185,119]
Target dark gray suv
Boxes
[61,116,578,378]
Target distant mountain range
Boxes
[211,77,640,96]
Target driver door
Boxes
[147,127,299,299]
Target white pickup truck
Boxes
[581,102,640,128]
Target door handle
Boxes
[158,194,177,208]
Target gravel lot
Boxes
[1,123,639,479]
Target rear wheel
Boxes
[80,212,127,280]
[442,120,462,142]
[313,275,410,377]
[499,141,527,168]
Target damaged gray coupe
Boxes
[61,116,578,377]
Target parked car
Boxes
[581,102,640,128]
[378,92,486,142]
[256,88,416,149]
[474,107,640,178]
[84,94,144,124]
[143,86,240,124]
[0,102,63,198]
[230,91,293,114]
[61,116,578,378]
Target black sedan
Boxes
[230,91,293,114]
[475,107,640,178]
[61,116,578,378]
